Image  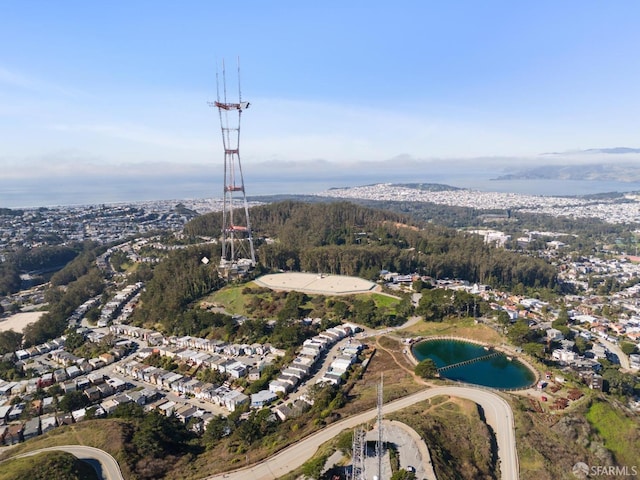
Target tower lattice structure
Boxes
[376,374,384,480]
[210,60,255,273]
[350,427,366,480]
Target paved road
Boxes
[2,389,516,480]
[377,420,437,480]
[206,385,518,480]
[599,337,631,370]
[8,445,124,480]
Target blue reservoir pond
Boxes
[412,339,536,390]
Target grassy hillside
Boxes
[585,398,640,467]
[206,283,401,318]
[390,397,499,480]
[0,419,133,479]
[513,394,640,480]
[0,451,98,480]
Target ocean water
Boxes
[2,171,640,209]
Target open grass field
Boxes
[205,282,401,320]
[205,282,255,316]
[370,292,401,309]
[397,316,504,345]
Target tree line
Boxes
[185,201,557,290]
[130,245,225,333]
[0,244,85,296]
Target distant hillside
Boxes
[248,182,460,204]
[543,147,640,155]
[493,163,640,182]
[184,201,557,289]
[392,182,462,191]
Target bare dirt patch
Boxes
[255,272,378,295]
[0,311,47,334]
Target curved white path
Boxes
[206,385,518,480]
[6,445,124,480]
[2,388,517,480]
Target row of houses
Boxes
[266,324,358,399]
[67,295,102,327]
[317,341,363,385]
[14,337,66,361]
[99,282,144,326]
[108,324,165,345]
[115,360,250,412]
[0,363,105,399]
[0,385,216,446]
[150,347,264,379]
[110,324,283,359]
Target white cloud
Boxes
[49,122,213,152]
[0,65,89,98]
[241,96,541,162]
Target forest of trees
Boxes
[185,201,557,290]
[22,268,105,346]
[416,288,488,321]
[48,242,101,286]
[130,245,225,333]
[0,261,20,297]
[0,243,87,296]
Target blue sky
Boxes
[2,1,640,205]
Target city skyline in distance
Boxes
[2,2,640,207]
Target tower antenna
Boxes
[376,373,384,480]
[209,58,255,277]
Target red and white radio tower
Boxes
[209,60,255,274]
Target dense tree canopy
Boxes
[23,268,105,346]
[185,201,557,290]
[0,260,20,296]
[415,358,438,379]
[0,330,23,355]
[416,288,485,322]
[130,245,224,333]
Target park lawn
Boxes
[370,293,401,309]
[206,282,257,315]
[398,316,504,345]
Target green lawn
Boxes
[206,283,256,315]
[371,293,401,309]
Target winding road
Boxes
[6,445,124,480]
[2,387,517,480]
[205,385,518,480]
[3,313,519,479]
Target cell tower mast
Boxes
[209,59,255,275]
[350,427,366,480]
[377,373,384,480]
